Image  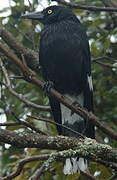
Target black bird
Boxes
[21,5,95,174]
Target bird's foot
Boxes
[72,101,82,108]
[71,101,82,115]
[43,81,54,95]
[23,72,34,82]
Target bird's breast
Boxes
[41,26,67,49]
[39,22,86,94]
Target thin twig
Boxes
[9,22,33,44]
[11,112,47,135]
[0,118,47,136]
[28,115,85,138]
[27,0,33,11]
[94,60,116,69]
[0,58,50,112]
[0,122,20,126]
[92,57,117,69]
[92,56,117,62]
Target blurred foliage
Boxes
[0,0,117,179]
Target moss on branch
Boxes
[0,128,116,164]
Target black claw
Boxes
[43,81,54,95]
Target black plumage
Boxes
[21,5,95,174]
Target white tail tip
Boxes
[63,157,87,175]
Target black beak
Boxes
[21,11,44,20]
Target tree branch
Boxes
[0,154,50,180]
[0,24,39,71]
[0,129,116,160]
[0,129,116,179]
[53,0,117,12]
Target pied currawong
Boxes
[21,5,95,175]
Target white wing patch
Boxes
[87,75,93,91]
[60,92,84,125]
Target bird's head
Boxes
[21,5,76,25]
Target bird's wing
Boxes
[74,33,95,138]
[39,22,94,137]
[49,96,62,134]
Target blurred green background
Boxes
[0,0,117,179]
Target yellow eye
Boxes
[47,9,53,14]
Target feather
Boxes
[60,92,85,137]
[63,157,87,174]
[61,93,88,174]
[87,75,93,91]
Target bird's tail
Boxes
[63,157,87,175]
[60,92,88,175]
